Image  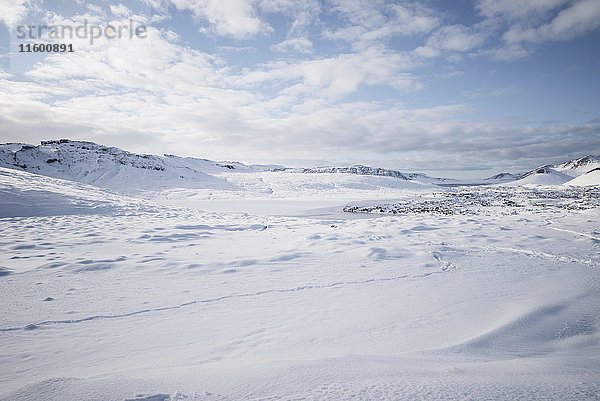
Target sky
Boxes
[0,0,599,178]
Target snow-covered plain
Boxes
[1,143,599,400]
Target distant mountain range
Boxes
[0,140,447,191]
[484,155,600,186]
[279,165,448,183]
[0,139,598,189]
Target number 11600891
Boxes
[19,43,74,52]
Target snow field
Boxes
[0,164,599,400]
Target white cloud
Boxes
[3,53,598,170]
[163,0,320,40]
[412,45,440,59]
[271,38,313,54]
[478,0,600,61]
[434,71,464,79]
[168,0,272,39]
[325,0,440,49]
[485,44,530,61]
[259,0,320,35]
[0,6,424,162]
[412,24,486,62]
[233,46,418,100]
[0,0,33,28]
[110,4,132,18]
[502,0,600,44]
[86,4,103,15]
[426,24,486,53]
[476,0,572,20]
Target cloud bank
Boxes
[1,0,599,176]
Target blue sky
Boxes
[0,0,599,178]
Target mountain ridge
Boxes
[483,155,600,184]
[0,139,445,189]
[1,139,598,189]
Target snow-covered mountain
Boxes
[507,155,600,186]
[486,155,600,186]
[0,140,598,190]
[0,139,247,192]
[551,155,600,176]
[0,140,446,192]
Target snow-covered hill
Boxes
[0,140,240,192]
[1,140,598,192]
[0,140,443,195]
[506,167,574,186]
[484,172,520,182]
[484,155,600,186]
[565,167,600,186]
